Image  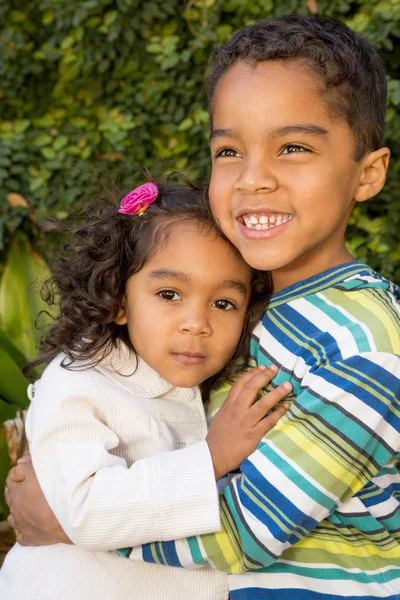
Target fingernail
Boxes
[283,401,291,408]
[282,382,292,390]
[269,365,278,373]
[258,364,267,370]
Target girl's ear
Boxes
[115,297,127,325]
[354,147,390,203]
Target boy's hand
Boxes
[206,366,291,481]
[5,454,71,546]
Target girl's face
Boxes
[115,221,252,388]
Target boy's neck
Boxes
[272,247,355,294]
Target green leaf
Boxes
[32,133,53,147]
[0,425,11,519]
[0,340,28,408]
[0,233,51,362]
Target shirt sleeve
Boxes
[119,350,400,571]
[27,366,221,551]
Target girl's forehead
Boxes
[144,222,251,279]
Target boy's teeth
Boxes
[242,213,293,230]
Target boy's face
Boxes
[209,60,376,291]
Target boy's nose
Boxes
[235,158,278,194]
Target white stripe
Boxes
[244,448,330,521]
[302,365,399,451]
[259,326,309,380]
[293,296,360,357]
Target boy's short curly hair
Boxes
[206,15,387,160]
[27,179,271,396]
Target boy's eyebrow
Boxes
[209,128,239,142]
[150,270,248,295]
[269,124,329,138]
[209,124,329,142]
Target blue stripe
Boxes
[163,539,182,567]
[142,542,157,564]
[231,589,400,600]
[230,459,319,544]
[309,295,371,353]
[322,357,400,431]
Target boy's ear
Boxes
[354,147,390,203]
[115,297,127,325]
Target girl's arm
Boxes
[10,362,289,550]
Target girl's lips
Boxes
[171,352,207,365]
[236,215,293,240]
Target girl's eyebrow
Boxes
[150,269,248,295]
[150,269,191,283]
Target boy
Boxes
[6,14,400,599]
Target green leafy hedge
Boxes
[1,0,399,281]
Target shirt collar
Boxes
[268,261,373,309]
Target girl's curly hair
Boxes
[26,177,272,397]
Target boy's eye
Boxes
[157,290,181,301]
[282,144,308,154]
[212,298,236,311]
[215,148,240,158]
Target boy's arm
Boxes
[121,351,400,572]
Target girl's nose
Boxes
[235,157,278,194]
[178,309,212,336]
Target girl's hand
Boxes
[205,365,291,480]
[5,454,71,546]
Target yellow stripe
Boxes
[354,290,400,352]
[213,528,242,574]
[295,533,400,559]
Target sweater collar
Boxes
[268,261,372,309]
[94,342,178,399]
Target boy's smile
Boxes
[209,60,388,292]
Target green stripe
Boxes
[187,536,210,566]
[266,559,400,582]
[327,288,394,352]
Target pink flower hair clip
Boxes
[118,182,158,215]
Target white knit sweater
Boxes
[0,345,228,600]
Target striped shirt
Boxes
[121,262,400,599]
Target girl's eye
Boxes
[157,290,181,301]
[215,148,240,158]
[282,144,308,154]
[212,299,236,311]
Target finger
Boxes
[234,365,280,409]
[255,402,290,439]
[8,513,16,529]
[5,486,10,507]
[225,366,269,404]
[17,452,32,464]
[250,382,292,423]
[8,466,26,483]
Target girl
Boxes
[1,179,290,600]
